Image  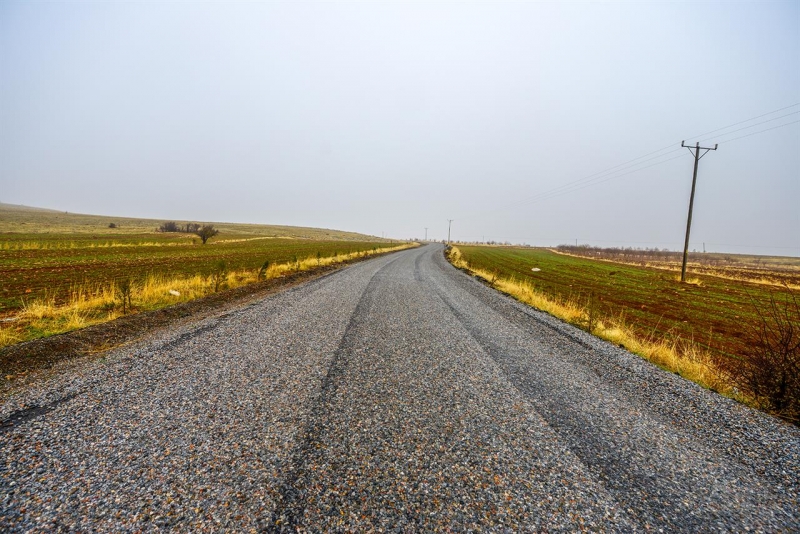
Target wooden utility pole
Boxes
[680,140,717,282]
[447,220,453,244]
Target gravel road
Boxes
[2,244,798,531]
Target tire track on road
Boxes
[268,254,402,530]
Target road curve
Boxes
[2,244,798,531]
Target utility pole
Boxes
[680,140,717,282]
[447,219,453,244]
[424,227,428,241]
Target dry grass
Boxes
[0,244,415,349]
[674,275,703,286]
[448,246,731,396]
[0,326,23,348]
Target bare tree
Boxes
[195,225,219,245]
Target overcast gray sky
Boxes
[1,1,798,254]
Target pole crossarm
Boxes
[682,140,719,151]
[682,140,718,159]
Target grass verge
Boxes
[447,246,734,397]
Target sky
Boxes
[1,1,798,255]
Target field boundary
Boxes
[0,244,418,397]
[548,248,800,290]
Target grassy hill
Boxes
[0,203,382,241]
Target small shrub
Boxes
[258,260,270,281]
[583,292,599,334]
[725,290,800,422]
[117,279,133,314]
[212,261,228,292]
[108,222,117,229]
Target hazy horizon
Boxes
[1,2,798,255]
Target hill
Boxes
[0,203,381,241]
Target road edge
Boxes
[1,244,419,398]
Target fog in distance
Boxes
[1,2,798,255]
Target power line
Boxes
[468,116,791,216]
[699,110,800,144]
[463,102,800,221]
[504,151,685,208]
[687,102,799,140]
[504,153,686,209]
[477,115,797,253]
[471,148,682,220]
[717,118,800,145]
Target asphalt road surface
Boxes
[2,244,798,532]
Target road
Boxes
[2,244,798,531]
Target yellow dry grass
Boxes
[0,244,416,349]
[0,326,23,348]
[448,246,731,396]
[674,275,703,286]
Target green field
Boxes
[0,204,398,314]
[454,246,798,360]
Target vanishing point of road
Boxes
[2,244,798,531]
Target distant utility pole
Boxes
[424,227,428,241]
[680,140,718,282]
[447,219,454,244]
